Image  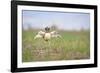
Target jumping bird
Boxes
[34,27,61,41]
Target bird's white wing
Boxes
[34,31,45,39]
[50,31,62,38]
[38,31,45,35]
[50,31,57,35]
[34,34,42,39]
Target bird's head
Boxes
[45,27,50,32]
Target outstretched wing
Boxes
[50,31,62,38]
[50,31,57,35]
[34,31,45,39]
[38,31,45,35]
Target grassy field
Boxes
[22,29,90,62]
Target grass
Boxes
[22,29,90,62]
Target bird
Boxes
[34,27,61,41]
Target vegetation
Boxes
[22,29,90,62]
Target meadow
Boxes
[22,29,90,62]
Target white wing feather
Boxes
[50,31,57,35]
[38,31,45,35]
[34,31,45,39]
[50,31,61,38]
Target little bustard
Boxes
[34,27,61,41]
